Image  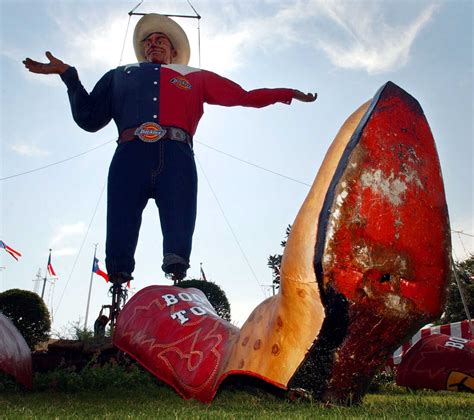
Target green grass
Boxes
[1,363,472,418]
[1,385,472,419]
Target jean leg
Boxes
[105,145,150,275]
[155,142,197,272]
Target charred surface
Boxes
[288,285,348,399]
[321,300,426,405]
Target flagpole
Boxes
[451,257,474,336]
[84,243,98,330]
[41,249,51,299]
[200,262,207,281]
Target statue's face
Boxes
[143,32,177,64]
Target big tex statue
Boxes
[23,14,316,285]
[23,14,451,405]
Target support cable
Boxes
[196,140,311,187]
[457,231,470,259]
[186,0,202,68]
[195,156,266,298]
[54,181,107,318]
[186,0,201,18]
[0,139,115,182]
[128,0,144,16]
[118,13,133,66]
[452,230,474,238]
[128,0,200,20]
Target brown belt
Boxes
[118,123,192,148]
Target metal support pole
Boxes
[41,249,52,299]
[84,244,98,330]
[451,256,474,336]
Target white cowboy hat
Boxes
[133,13,190,65]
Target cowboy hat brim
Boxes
[133,13,190,65]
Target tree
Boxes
[178,280,231,321]
[267,225,291,291]
[0,289,51,349]
[440,254,474,324]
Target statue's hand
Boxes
[23,51,70,75]
[293,90,318,103]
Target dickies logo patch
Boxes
[134,122,166,143]
[170,76,192,90]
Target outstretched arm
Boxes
[23,51,70,75]
[203,70,319,108]
[202,70,318,107]
[23,52,113,132]
[293,90,318,103]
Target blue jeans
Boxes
[105,139,197,276]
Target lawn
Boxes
[2,383,472,418]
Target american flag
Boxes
[0,240,22,261]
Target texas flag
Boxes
[47,253,57,277]
[92,257,109,282]
[0,240,22,261]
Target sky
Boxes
[0,0,472,334]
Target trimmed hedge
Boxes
[0,288,51,349]
[178,280,231,321]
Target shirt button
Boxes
[126,71,131,74]
[153,97,157,101]
[154,67,159,70]
[154,81,158,85]
[153,115,158,119]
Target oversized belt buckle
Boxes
[134,122,167,143]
